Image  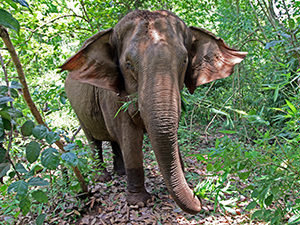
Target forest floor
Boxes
[72,136,265,225]
[14,134,266,225]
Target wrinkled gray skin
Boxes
[61,10,247,214]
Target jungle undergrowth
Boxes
[1,0,300,224]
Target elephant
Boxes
[60,10,247,214]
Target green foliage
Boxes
[21,120,35,136]
[19,197,30,215]
[26,141,41,163]
[1,0,299,223]
[180,1,299,223]
[32,125,48,140]
[61,152,78,167]
[0,9,20,33]
[8,180,28,198]
[36,213,46,225]
[0,0,30,33]
[32,190,48,203]
[195,118,300,224]
[28,177,49,186]
[41,148,60,170]
[114,93,138,118]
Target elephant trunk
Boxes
[139,81,201,214]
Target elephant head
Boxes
[61,10,247,214]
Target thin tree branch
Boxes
[282,0,300,62]
[240,38,265,48]
[71,126,81,143]
[248,0,285,64]
[19,14,87,46]
[0,25,88,193]
[0,26,45,125]
[257,0,277,30]
[249,0,269,41]
[79,0,94,32]
[6,152,21,180]
[236,28,258,46]
[240,39,283,64]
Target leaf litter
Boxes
[74,140,265,225]
[11,138,266,224]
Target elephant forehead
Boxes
[133,20,184,46]
[149,29,165,43]
[115,10,187,41]
[113,10,189,59]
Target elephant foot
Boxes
[94,169,112,182]
[126,168,150,206]
[126,190,152,206]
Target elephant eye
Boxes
[125,61,134,71]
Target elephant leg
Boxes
[111,141,125,175]
[92,139,112,182]
[79,121,111,182]
[119,129,151,205]
[126,167,151,205]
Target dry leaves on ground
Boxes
[12,139,266,225]
[74,141,264,225]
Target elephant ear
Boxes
[185,27,247,94]
[60,28,121,93]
